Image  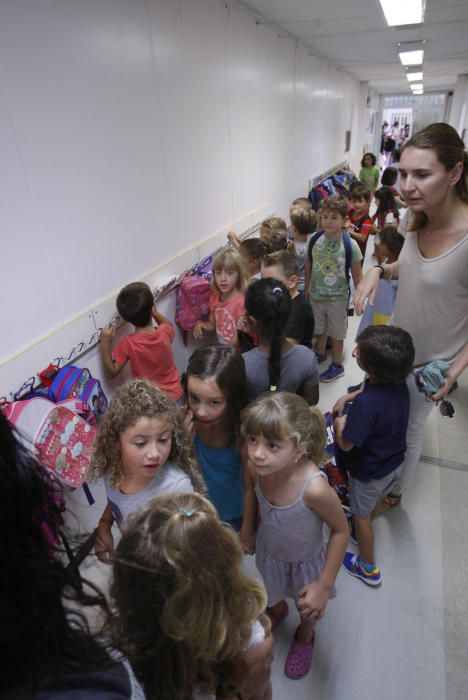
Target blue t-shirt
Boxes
[194,435,243,521]
[339,381,409,481]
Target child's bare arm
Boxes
[152,305,173,327]
[304,258,311,301]
[240,452,258,554]
[95,503,115,564]
[334,415,354,451]
[351,260,362,289]
[227,231,242,250]
[297,478,348,619]
[333,387,363,417]
[193,311,216,339]
[100,325,124,378]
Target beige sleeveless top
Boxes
[392,231,468,367]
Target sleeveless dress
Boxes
[255,472,334,606]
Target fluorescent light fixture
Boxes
[410,83,424,90]
[413,90,424,95]
[407,72,423,81]
[379,0,425,26]
[400,50,424,65]
[398,40,426,66]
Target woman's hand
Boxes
[297,581,330,621]
[95,524,115,565]
[430,374,457,402]
[354,267,381,315]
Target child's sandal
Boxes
[284,627,315,680]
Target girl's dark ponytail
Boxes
[244,278,291,389]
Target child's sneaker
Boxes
[320,364,345,383]
[343,552,381,586]
[342,506,357,545]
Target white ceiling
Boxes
[240,0,468,94]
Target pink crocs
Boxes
[268,600,289,631]
[284,627,315,680]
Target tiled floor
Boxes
[70,296,468,700]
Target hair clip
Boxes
[272,286,283,294]
[179,508,197,517]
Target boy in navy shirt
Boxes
[334,325,414,586]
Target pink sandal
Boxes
[284,627,315,680]
[268,600,289,631]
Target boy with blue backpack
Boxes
[305,195,362,382]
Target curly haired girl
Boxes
[93,379,204,563]
[110,492,272,700]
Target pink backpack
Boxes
[175,275,211,331]
[2,397,96,490]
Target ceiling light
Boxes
[407,72,423,81]
[398,40,426,66]
[400,50,424,65]
[413,90,424,95]
[410,83,424,90]
[379,0,425,26]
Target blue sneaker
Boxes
[320,364,344,383]
[343,552,382,586]
[315,353,327,364]
[342,506,357,545]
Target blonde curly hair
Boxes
[92,379,204,492]
[110,492,269,700]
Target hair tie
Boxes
[179,508,197,517]
[269,385,277,392]
[272,287,283,294]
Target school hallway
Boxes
[71,310,468,700]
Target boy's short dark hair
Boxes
[319,195,349,218]
[357,325,414,385]
[117,282,154,327]
[348,179,364,195]
[239,237,268,259]
[379,226,404,258]
[350,184,371,203]
[263,250,299,278]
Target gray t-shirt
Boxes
[392,231,468,367]
[243,345,319,402]
[104,462,194,528]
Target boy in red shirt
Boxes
[100,282,183,402]
[346,184,373,261]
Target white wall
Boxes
[0,0,363,398]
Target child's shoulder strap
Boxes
[342,230,353,283]
[307,229,325,264]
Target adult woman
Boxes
[355,123,468,496]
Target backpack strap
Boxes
[342,231,352,286]
[307,229,325,266]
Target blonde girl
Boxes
[241,392,348,680]
[93,379,204,563]
[193,248,249,347]
[110,492,273,700]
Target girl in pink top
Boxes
[193,249,249,347]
